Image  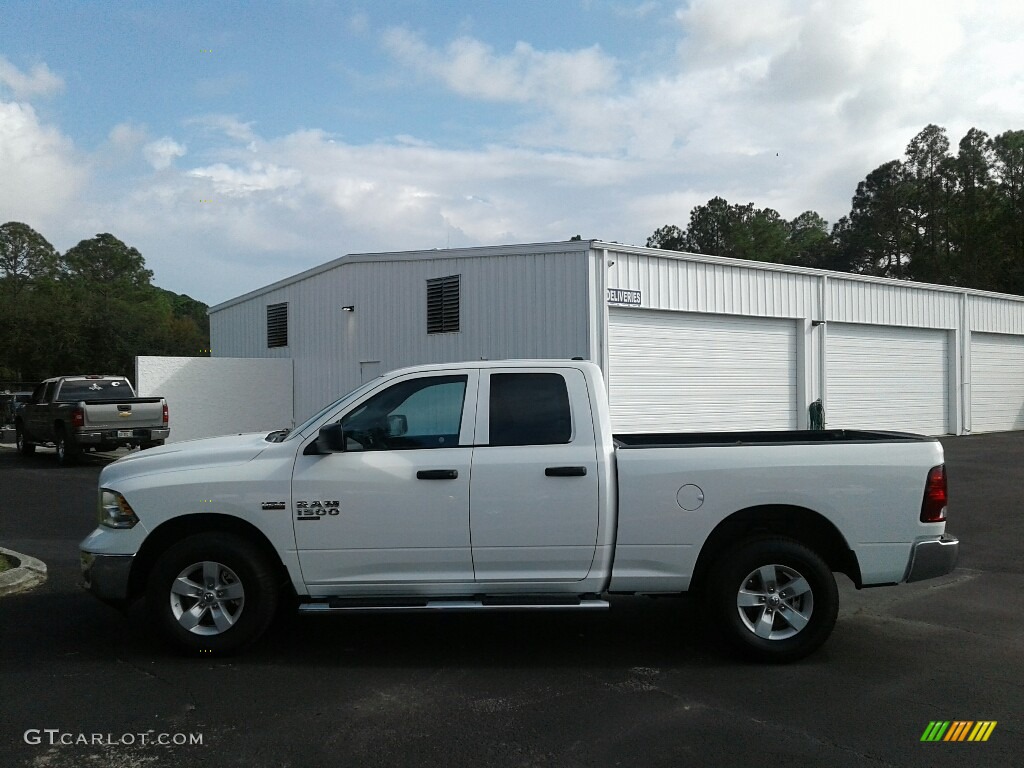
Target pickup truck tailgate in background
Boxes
[81,399,165,430]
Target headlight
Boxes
[98,489,139,529]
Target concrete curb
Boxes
[0,546,48,597]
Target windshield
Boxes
[286,378,383,440]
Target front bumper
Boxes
[80,551,134,606]
[905,534,960,583]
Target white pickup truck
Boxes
[80,360,958,662]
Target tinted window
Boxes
[58,379,134,401]
[489,373,572,446]
[341,375,467,450]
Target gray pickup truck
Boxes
[15,375,169,465]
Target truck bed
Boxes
[614,429,937,448]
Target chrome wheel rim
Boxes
[736,563,814,640]
[169,560,245,636]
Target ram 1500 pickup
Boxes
[17,375,169,465]
[80,360,957,661]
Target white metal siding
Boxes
[968,295,1024,334]
[827,324,950,435]
[970,333,1024,433]
[607,309,798,432]
[604,249,819,319]
[211,246,591,421]
[828,280,960,329]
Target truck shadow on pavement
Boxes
[5,446,128,468]
[11,588,734,672]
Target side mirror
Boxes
[386,414,408,437]
[317,423,348,453]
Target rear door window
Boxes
[488,373,572,446]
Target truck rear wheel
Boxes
[15,422,35,455]
[146,533,279,655]
[55,428,79,466]
[707,537,838,663]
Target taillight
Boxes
[162,403,169,425]
[71,407,85,429]
[921,465,947,523]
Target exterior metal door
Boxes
[971,332,1024,432]
[607,308,799,432]
[827,323,950,435]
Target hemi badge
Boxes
[261,502,287,511]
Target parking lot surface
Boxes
[1,435,1021,767]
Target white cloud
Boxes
[185,114,259,144]
[187,161,301,196]
[143,137,187,169]
[108,122,148,150]
[6,3,1024,306]
[0,100,84,226]
[382,28,619,105]
[0,56,64,98]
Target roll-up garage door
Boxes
[826,324,949,435]
[971,332,1024,432]
[607,309,798,432]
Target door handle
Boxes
[545,466,587,477]
[416,469,458,480]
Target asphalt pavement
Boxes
[0,435,1021,768]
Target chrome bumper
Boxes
[80,551,134,606]
[77,428,169,444]
[905,534,959,583]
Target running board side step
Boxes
[298,597,610,614]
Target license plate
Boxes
[117,430,133,438]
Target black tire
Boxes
[146,533,280,655]
[707,537,838,663]
[15,422,35,455]
[140,440,165,450]
[55,428,79,466]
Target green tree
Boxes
[903,124,955,284]
[682,196,733,255]
[835,160,913,278]
[788,211,835,269]
[990,130,1024,295]
[61,234,167,376]
[646,224,686,251]
[0,222,60,380]
[948,128,998,290]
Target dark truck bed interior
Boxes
[614,429,936,448]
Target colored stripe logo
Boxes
[921,721,997,742]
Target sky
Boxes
[1,0,1022,306]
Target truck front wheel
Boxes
[707,537,838,663]
[146,533,279,654]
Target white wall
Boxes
[209,243,592,421]
[136,357,293,443]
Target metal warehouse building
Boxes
[209,240,1024,436]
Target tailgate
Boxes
[82,399,164,430]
